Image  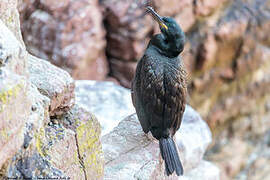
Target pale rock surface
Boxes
[102,112,216,180]
[28,54,75,116]
[0,0,25,46]
[0,20,27,75]
[75,80,135,135]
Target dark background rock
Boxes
[18,0,108,80]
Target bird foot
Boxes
[145,132,156,142]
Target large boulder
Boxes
[75,80,218,179]
[18,0,108,80]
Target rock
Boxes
[61,104,104,179]
[19,0,108,80]
[28,54,75,116]
[0,0,25,46]
[0,1,104,178]
[0,20,27,75]
[102,108,215,179]
[75,80,135,135]
[110,59,137,88]
[0,68,30,168]
[236,130,270,180]
[176,105,212,171]
[180,161,220,180]
[3,81,103,180]
[75,80,216,178]
[100,0,153,88]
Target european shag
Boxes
[131,6,187,176]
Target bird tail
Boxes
[159,137,183,176]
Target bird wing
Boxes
[131,58,151,133]
[133,54,187,136]
[162,60,187,135]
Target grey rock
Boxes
[102,109,214,179]
[75,80,135,135]
[179,161,220,180]
[0,0,25,47]
[0,20,27,75]
[28,54,75,116]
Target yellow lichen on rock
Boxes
[76,114,104,179]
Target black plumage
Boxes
[131,7,187,176]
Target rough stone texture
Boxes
[102,109,217,180]
[19,0,108,80]
[101,0,154,87]
[61,104,104,180]
[0,68,30,169]
[0,1,104,178]
[0,0,25,46]
[0,20,27,75]
[28,54,75,116]
[75,80,135,135]
[2,84,103,179]
[6,104,104,180]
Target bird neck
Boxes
[149,33,184,58]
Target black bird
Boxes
[131,6,187,176]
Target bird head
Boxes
[146,6,185,57]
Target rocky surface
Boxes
[75,80,219,179]
[102,109,217,180]
[0,68,30,168]
[75,80,135,135]
[0,19,27,75]
[28,54,75,116]
[0,2,104,179]
[18,0,108,80]
[0,0,25,46]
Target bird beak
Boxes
[146,6,168,30]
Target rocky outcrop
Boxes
[0,1,104,179]
[18,0,108,80]
[75,80,219,179]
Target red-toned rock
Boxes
[19,0,108,80]
[110,59,137,88]
[0,68,30,169]
[194,0,228,17]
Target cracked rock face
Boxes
[0,68,30,168]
